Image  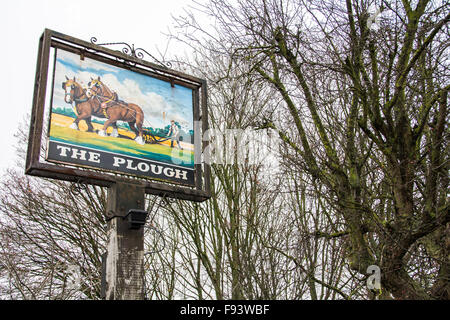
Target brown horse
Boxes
[87,77,145,145]
[62,76,145,145]
[62,76,111,133]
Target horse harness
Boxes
[94,93,132,119]
[65,89,88,116]
[98,96,114,118]
[64,84,88,103]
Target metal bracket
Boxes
[70,178,89,195]
[90,37,172,69]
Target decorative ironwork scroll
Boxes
[90,37,172,69]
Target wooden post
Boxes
[104,181,146,300]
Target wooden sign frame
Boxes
[26,29,211,202]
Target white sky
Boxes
[0,0,197,171]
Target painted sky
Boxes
[53,49,194,131]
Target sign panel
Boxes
[26,29,210,202]
[47,49,195,186]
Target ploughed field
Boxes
[48,113,194,168]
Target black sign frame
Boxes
[26,29,211,202]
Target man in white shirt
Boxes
[168,120,182,150]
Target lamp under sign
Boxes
[125,209,148,230]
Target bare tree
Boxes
[141,46,360,299]
[170,0,449,299]
[0,125,107,299]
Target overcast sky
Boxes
[0,0,197,171]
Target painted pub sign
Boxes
[27,29,210,201]
[49,49,195,185]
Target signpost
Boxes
[104,181,146,300]
[26,29,210,299]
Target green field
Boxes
[49,121,194,168]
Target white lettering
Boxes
[56,145,71,157]
[175,169,188,180]
[113,157,126,167]
[163,167,175,177]
[151,164,163,175]
[54,145,189,182]
[179,304,214,318]
[126,159,138,170]
[367,265,381,290]
[137,162,150,172]
[88,152,101,163]
[71,148,87,160]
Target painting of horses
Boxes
[46,49,196,186]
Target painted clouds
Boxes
[52,49,193,131]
